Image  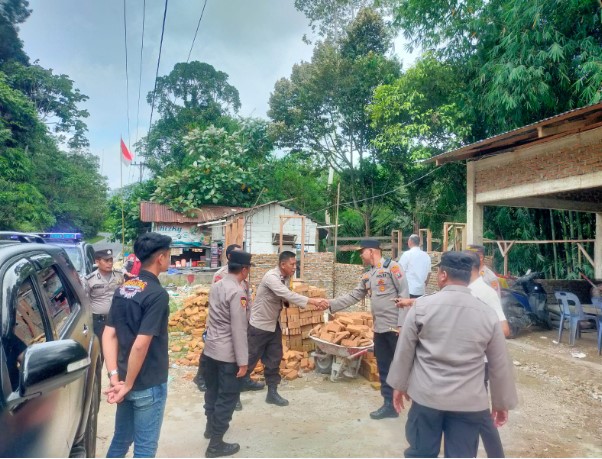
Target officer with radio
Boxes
[327,239,409,419]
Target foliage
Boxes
[269,9,402,235]
[106,181,155,245]
[5,61,90,148]
[0,0,30,64]
[153,123,271,213]
[140,61,241,174]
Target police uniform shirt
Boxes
[249,267,309,332]
[386,285,518,412]
[204,274,249,365]
[85,269,124,315]
[329,258,410,333]
[480,265,501,297]
[106,270,169,391]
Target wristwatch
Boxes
[107,369,118,378]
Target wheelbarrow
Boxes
[308,331,373,382]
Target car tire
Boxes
[70,371,99,458]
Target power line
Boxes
[123,0,131,150]
[148,0,169,132]
[305,165,443,218]
[187,0,208,63]
[135,0,146,147]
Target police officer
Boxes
[247,251,328,407]
[387,251,518,458]
[84,249,124,359]
[328,239,409,419]
[467,244,501,296]
[202,250,254,458]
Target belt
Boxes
[93,314,107,320]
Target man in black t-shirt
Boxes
[102,232,172,458]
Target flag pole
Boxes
[121,139,125,251]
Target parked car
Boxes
[0,240,101,457]
[0,231,47,244]
[36,233,97,281]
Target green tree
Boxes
[0,0,30,64]
[106,181,154,244]
[140,61,241,174]
[269,9,401,235]
[153,122,270,213]
[5,61,90,148]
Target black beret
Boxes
[358,239,381,250]
[438,251,473,272]
[229,250,254,266]
[466,244,485,254]
[94,249,114,259]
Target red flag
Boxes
[121,138,133,165]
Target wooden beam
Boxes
[483,239,595,244]
[576,243,595,268]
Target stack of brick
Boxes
[279,280,326,352]
[168,286,210,334]
[278,346,316,381]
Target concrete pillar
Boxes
[594,212,602,280]
[466,161,484,245]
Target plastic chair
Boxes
[592,297,602,355]
[554,291,598,346]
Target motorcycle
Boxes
[500,270,553,338]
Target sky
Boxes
[19,1,417,190]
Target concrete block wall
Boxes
[475,139,602,193]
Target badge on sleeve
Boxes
[390,264,403,279]
[240,296,248,309]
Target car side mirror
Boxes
[19,340,90,399]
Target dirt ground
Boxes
[96,328,602,458]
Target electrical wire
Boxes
[148,0,169,131]
[135,0,146,147]
[123,0,131,151]
[187,0,208,63]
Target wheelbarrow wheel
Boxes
[315,355,333,374]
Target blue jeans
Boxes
[106,382,168,458]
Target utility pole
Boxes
[131,161,146,182]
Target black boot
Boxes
[241,375,265,392]
[205,435,240,458]
[266,385,288,406]
[370,401,399,420]
[203,415,213,439]
[234,399,243,411]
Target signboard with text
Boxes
[153,223,210,247]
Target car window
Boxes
[38,266,75,335]
[62,246,84,273]
[86,245,95,274]
[4,278,48,391]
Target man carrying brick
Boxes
[327,239,410,420]
[247,251,329,407]
[202,250,254,458]
[387,251,517,458]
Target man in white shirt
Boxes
[465,250,510,458]
[398,234,431,298]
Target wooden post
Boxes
[300,216,306,279]
[279,216,284,253]
[495,241,515,276]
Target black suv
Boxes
[0,241,101,457]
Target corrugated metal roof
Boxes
[430,101,602,165]
[139,201,248,223]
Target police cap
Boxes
[94,249,114,260]
[437,251,473,272]
[229,250,255,267]
[466,244,485,254]
[358,239,381,250]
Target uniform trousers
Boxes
[373,331,398,403]
[481,363,505,457]
[405,401,491,458]
[246,324,283,387]
[92,314,106,361]
[201,354,242,437]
